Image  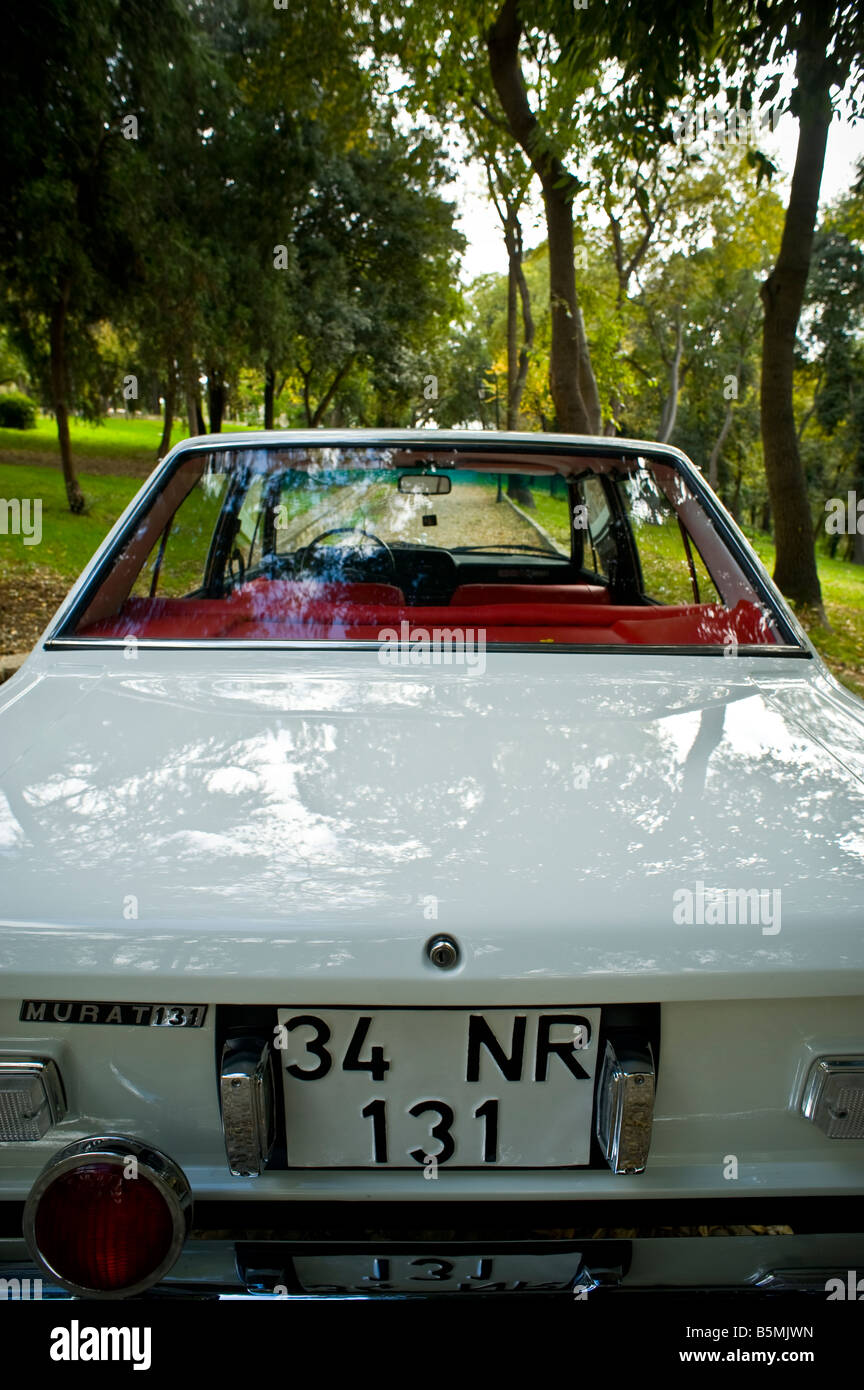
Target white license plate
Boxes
[275,1007,601,1168]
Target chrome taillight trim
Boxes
[595,1039,655,1175]
[0,1056,66,1141]
[23,1135,192,1299]
[220,1037,275,1177]
[800,1056,864,1139]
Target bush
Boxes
[0,391,37,429]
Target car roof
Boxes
[164,428,689,458]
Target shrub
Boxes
[0,392,37,429]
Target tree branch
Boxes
[311,355,356,427]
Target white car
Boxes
[1,429,862,1299]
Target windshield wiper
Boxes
[449,543,567,556]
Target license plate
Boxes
[275,1007,601,1168]
[291,1250,583,1294]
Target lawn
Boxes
[0,461,141,579]
[746,530,864,699]
[0,413,255,476]
[0,414,187,475]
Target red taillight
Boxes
[34,1163,174,1292]
[24,1137,191,1297]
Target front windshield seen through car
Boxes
[241,465,570,575]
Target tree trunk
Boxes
[207,368,226,433]
[708,403,734,490]
[502,206,534,430]
[513,249,535,424]
[184,353,201,438]
[573,301,601,434]
[49,286,84,514]
[507,474,535,509]
[853,471,864,564]
[157,368,175,459]
[310,357,354,427]
[731,462,743,521]
[658,317,684,443]
[264,367,276,430]
[487,0,600,435]
[505,217,519,429]
[542,178,597,433]
[759,5,832,615]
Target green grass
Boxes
[0,412,257,469]
[0,414,256,597]
[0,414,189,464]
[527,495,720,602]
[745,529,864,698]
[0,462,141,579]
[525,492,572,549]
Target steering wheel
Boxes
[295,526,396,579]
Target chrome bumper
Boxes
[2,1231,863,1299]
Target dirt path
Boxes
[363,482,562,553]
[0,566,70,655]
[0,447,157,478]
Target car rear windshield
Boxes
[67,444,787,650]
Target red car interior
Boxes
[78,580,774,646]
[449,583,611,606]
[239,578,408,606]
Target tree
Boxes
[626,155,782,461]
[482,151,535,431]
[375,0,605,433]
[800,226,864,560]
[0,0,197,509]
[285,126,464,427]
[485,0,601,433]
[563,0,864,612]
[200,0,377,432]
[114,10,229,450]
[741,1,864,613]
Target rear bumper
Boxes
[3,1208,863,1299]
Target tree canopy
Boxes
[1,0,863,611]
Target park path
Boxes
[361,482,561,553]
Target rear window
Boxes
[67,443,785,651]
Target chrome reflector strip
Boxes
[800,1056,864,1139]
[0,1057,66,1141]
[220,1037,275,1177]
[754,1267,852,1292]
[595,1039,655,1174]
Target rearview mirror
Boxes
[398,473,451,495]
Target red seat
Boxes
[450,583,610,606]
[478,627,625,643]
[76,588,774,648]
[387,602,696,627]
[226,620,626,644]
[80,597,246,639]
[237,579,405,606]
[613,600,773,646]
[225,620,351,640]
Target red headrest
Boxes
[238,579,405,606]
